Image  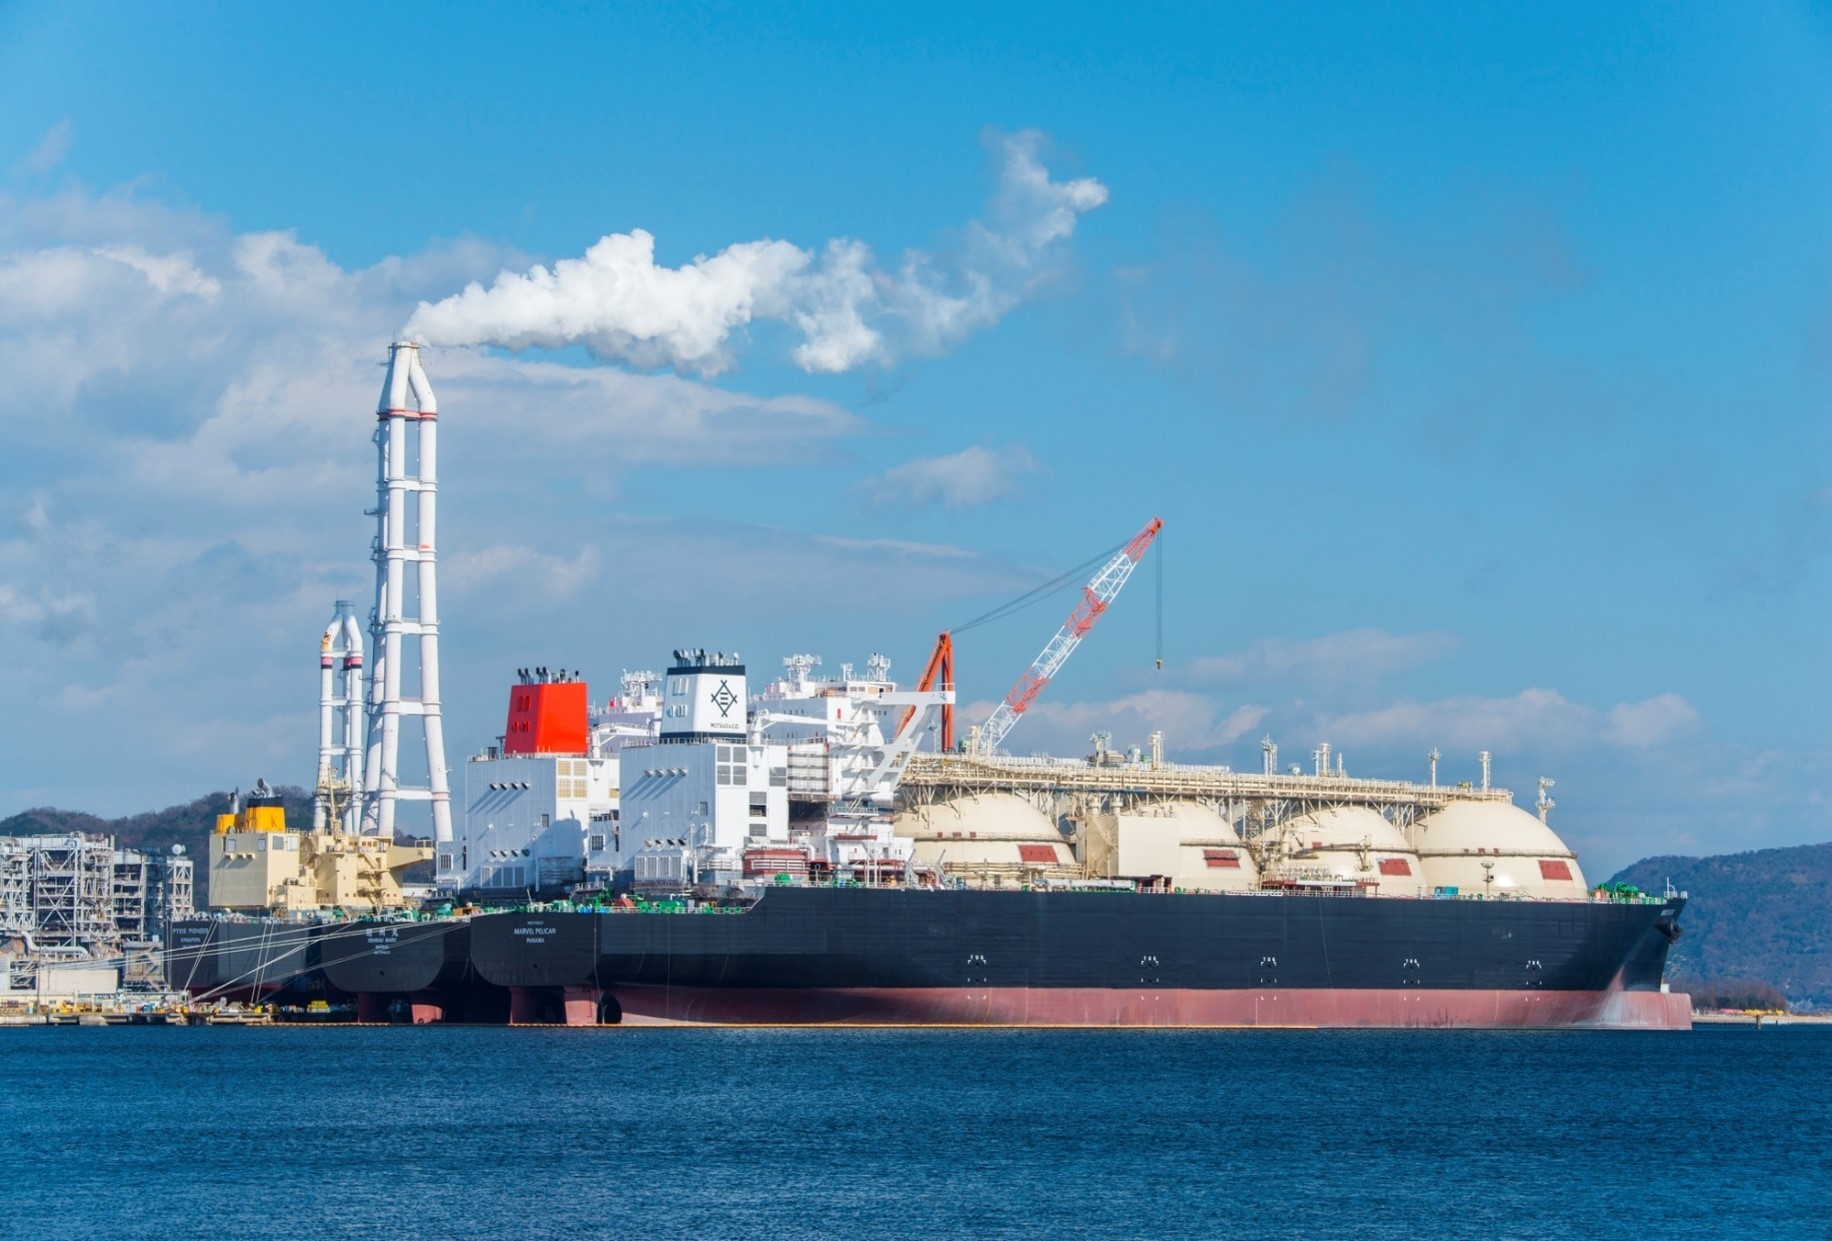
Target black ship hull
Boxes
[587,888,1687,1028]
[164,919,325,1004]
[169,888,1690,1028]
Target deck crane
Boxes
[898,632,954,753]
[975,516,1163,757]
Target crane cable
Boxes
[950,539,1127,636]
[1155,529,1164,670]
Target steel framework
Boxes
[1,834,195,988]
[28,834,114,952]
[361,342,453,850]
[0,838,28,938]
[316,599,365,832]
[902,753,1511,823]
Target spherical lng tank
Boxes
[893,792,1075,887]
[1083,801,1259,892]
[1162,801,1261,892]
[1408,800,1587,899]
[1266,806,1425,896]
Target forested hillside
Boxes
[0,786,316,907]
[1611,843,1832,1011]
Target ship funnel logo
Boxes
[711,680,739,717]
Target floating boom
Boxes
[976,517,1163,756]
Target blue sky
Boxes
[1,2,1828,873]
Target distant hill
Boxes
[1610,843,1832,1011]
[0,786,316,908]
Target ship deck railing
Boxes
[475,885,1679,916]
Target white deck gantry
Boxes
[901,753,1511,835]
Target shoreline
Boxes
[1690,1011,1830,1026]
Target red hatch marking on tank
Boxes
[1378,858,1413,876]
[1203,849,1241,868]
[1017,844,1058,864]
[1539,860,1574,881]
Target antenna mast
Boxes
[1537,776,1557,823]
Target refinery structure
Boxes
[0,833,192,997]
[150,344,1687,1029]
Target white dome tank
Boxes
[1268,806,1425,896]
[894,792,1073,886]
[1087,801,1259,892]
[1410,800,1587,899]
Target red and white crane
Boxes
[975,516,1163,756]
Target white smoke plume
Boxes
[403,131,1108,376]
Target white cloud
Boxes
[93,244,221,298]
[860,443,1039,508]
[446,544,603,601]
[1603,693,1701,748]
[405,130,1107,375]
[0,581,96,643]
[963,689,1267,756]
[428,350,859,466]
[14,119,73,176]
[18,495,51,537]
[1313,687,1703,755]
[1189,628,1459,685]
[0,200,864,499]
[0,183,987,813]
[814,535,983,560]
[1317,687,1595,752]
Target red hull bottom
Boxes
[506,984,603,1026]
[611,986,1692,1030]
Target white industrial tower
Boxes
[314,599,364,833]
[361,342,452,849]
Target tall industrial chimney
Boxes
[361,342,452,854]
[315,599,364,833]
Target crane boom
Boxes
[976,517,1163,756]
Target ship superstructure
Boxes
[209,780,429,914]
[619,650,792,893]
[448,670,622,896]
[445,649,953,899]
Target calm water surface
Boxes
[3,1025,1826,1239]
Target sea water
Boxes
[2,1025,1826,1239]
